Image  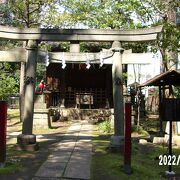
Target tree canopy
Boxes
[0,0,59,100]
[51,0,180,71]
[0,0,180,71]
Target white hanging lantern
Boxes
[86,53,91,69]
[62,52,66,69]
[45,51,49,67]
[99,51,104,67]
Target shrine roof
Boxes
[139,70,180,87]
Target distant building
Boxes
[127,51,161,97]
[127,51,161,86]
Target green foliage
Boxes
[0,0,62,101]
[0,75,19,100]
[0,162,21,174]
[174,86,180,98]
[157,22,180,71]
[80,42,111,52]
[49,0,142,29]
[0,143,34,174]
[0,3,14,25]
[36,63,46,84]
[123,42,150,53]
[53,0,180,71]
[0,63,20,100]
[0,0,179,103]
[40,42,70,52]
[0,0,60,28]
[98,120,112,134]
[92,130,180,179]
[161,23,180,51]
[132,125,149,136]
[141,117,160,133]
[8,0,59,28]
[4,0,180,64]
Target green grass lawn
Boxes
[0,144,34,174]
[0,109,35,174]
[91,124,180,180]
[3,109,180,179]
[1,109,70,175]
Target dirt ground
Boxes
[0,113,71,180]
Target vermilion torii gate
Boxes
[0,25,162,150]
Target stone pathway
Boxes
[32,120,93,180]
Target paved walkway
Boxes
[32,120,93,180]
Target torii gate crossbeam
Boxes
[0,48,153,64]
[0,25,162,41]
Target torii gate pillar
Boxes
[16,40,39,151]
[110,41,124,151]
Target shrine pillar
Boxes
[16,40,39,151]
[110,41,124,151]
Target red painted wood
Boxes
[124,103,132,166]
[0,101,7,164]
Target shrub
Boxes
[98,120,112,133]
[131,125,149,136]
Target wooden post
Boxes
[16,40,39,151]
[110,41,124,151]
[159,85,163,134]
[124,102,132,174]
[168,120,173,173]
[0,101,7,167]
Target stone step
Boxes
[153,135,180,146]
[34,103,47,109]
[33,109,49,128]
